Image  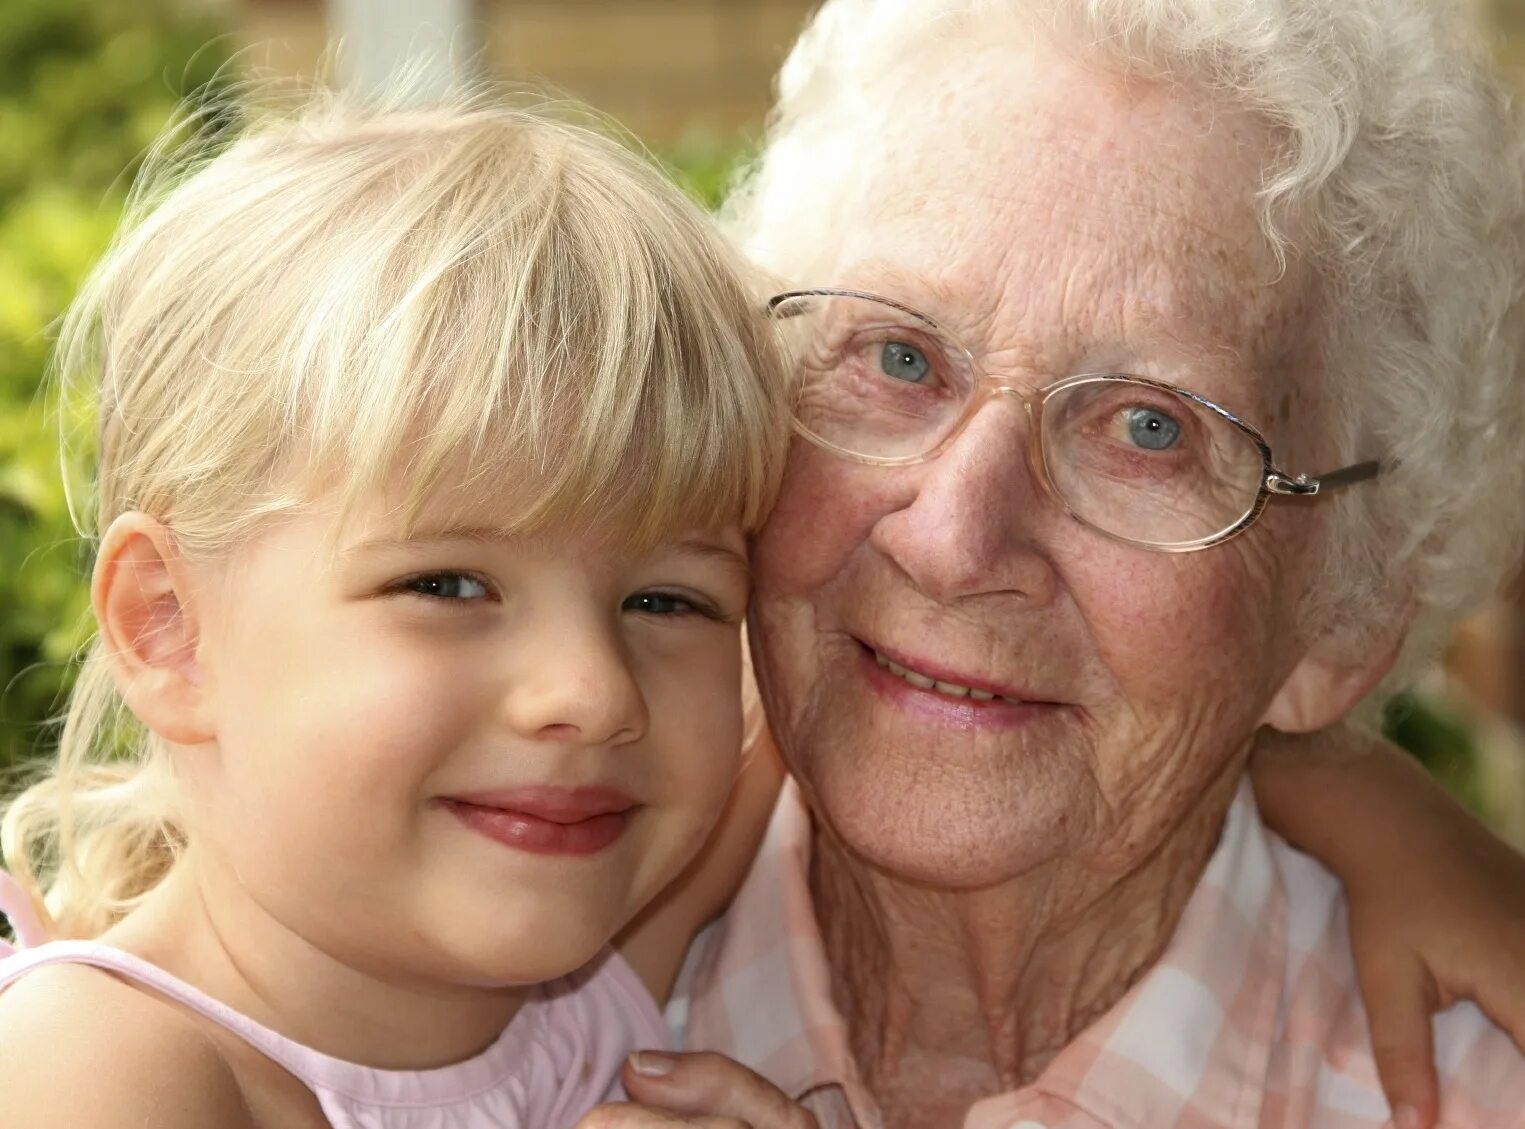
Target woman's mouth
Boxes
[443,786,638,856]
[857,640,1068,727]
[871,648,1010,702]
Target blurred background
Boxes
[1,0,1523,844]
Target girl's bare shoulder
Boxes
[0,961,258,1128]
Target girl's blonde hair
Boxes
[2,91,788,940]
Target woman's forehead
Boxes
[829,46,1301,367]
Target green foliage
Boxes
[1382,690,1486,815]
[659,131,756,212]
[0,0,231,772]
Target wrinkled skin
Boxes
[746,44,1399,1127]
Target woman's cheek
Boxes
[754,446,886,597]
[1069,537,1289,719]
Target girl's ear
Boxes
[93,513,215,746]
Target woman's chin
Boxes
[805,761,1089,891]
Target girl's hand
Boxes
[575,1051,819,1128]
[1250,723,1525,1129]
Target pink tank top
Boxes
[0,880,671,1128]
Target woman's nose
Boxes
[499,623,648,747]
[870,394,1061,604]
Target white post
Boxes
[327,0,480,101]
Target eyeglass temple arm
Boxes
[1265,459,1383,497]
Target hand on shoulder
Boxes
[0,961,258,1128]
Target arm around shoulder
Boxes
[0,964,259,1129]
[1251,723,1525,1129]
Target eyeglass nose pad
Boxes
[979,385,1056,502]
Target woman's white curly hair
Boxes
[727,0,1525,698]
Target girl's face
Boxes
[176,479,750,989]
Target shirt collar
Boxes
[669,777,878,1121]
[670,777,1289,1129]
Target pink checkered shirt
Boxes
[667,779,1525,1128]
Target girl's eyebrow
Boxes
[343,525,519,555]
[343,530,749,576]
[663,538,750,579]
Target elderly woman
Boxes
[596,1,1525,1127]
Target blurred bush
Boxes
[0,0,231,772]
[1384,690,1486,813]
[661,132,754,211]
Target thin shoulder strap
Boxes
[0,941,331,1086]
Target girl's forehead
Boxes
[285,398,767,562]
[314,463,747,561]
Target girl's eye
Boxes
[398,572,492,601]
[623,591,714,618]
[877,340,932,384]
[1119,406,1183,451]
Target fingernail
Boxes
[1394,1104,1423,1129]
[629,1050,678,1078]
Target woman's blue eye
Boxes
[1124,407,1182,451]
[878,341,931,384]
[403,573,490,600]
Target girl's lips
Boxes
[443,787,638,856]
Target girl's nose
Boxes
[500,624,648,748]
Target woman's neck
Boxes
[105,854,528,1069]
[811,763,1243,1125]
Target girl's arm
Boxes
[617,729,786,1003]
[1250,726,1525,1129]
[0,964,259,1129]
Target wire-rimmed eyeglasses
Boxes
[767,288,1381,552]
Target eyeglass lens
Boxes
[776,292,1269,548]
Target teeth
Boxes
[872,648,999,702]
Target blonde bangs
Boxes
[321,126,785,546]
[82,93,786,553]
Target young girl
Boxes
[1,89,1523,1129]
[0,93,790,1128]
